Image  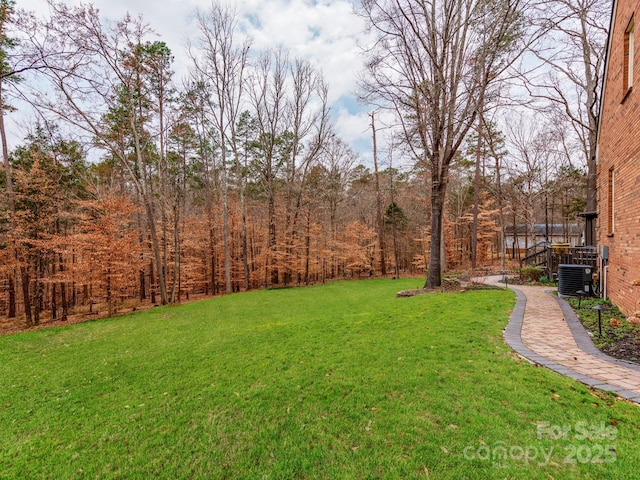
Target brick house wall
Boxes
[597,0,640,316]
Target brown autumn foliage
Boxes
[0,3,588,331]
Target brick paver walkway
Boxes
[485,276,640,404]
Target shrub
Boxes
[520,266,545,282]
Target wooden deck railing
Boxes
[522,245,598,276]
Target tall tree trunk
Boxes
[426,179,446,289]
[0,84,14,219]
[389,163,400,278]
[59,253,68,321]
[268,187,278,286]
[106,262,113,317]
[158,73,171,301]
[171,203,180,303]
[0,83,31,324]
[149,257,156,305]
[33,251,43,326]
[221,166,232,295]
[7,274,15,318]
[544,192,549,241]
[209,223,217,295]
[305,208,311,285]
[471,119,483,269]
[144,199,168,304]
[135,194,147,301]
[51,263,57,321]
[371,112,386,276]
[240,172,250,291]
[495,155,505,270]
[132,119,168,305]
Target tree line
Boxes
[0,0,609,326]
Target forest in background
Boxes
[0,0,609,327]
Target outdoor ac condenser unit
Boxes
[558,264,596,297]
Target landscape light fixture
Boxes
[576,290,585,308]
[592,304,604,337]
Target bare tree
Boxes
[370,111,386,275]
[320,135,358,238]
[282,58,332,284]
[479,117,509,268]
[358,0,530,288]
[246,48,331,286]
[524,0,610,245]
[30,2,171,304]
[248,48,288,286]
[0,1,25,321]
[507,117,565,249]
[188,1,251,295]
[0,2,51,322]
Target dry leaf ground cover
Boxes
[1,279,640,479]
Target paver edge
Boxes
[555,293,640,372]
[501,283,640,405]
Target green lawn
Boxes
[1,279,639,479]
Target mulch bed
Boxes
[396,277,502,297]
[601,336,640,365]
[602,336,640,363]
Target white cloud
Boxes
[234,0,366,101]
[335,106,370,147]
[14,0,374,160]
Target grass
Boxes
[1,278,640,479]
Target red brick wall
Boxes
[598,0,640,316]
